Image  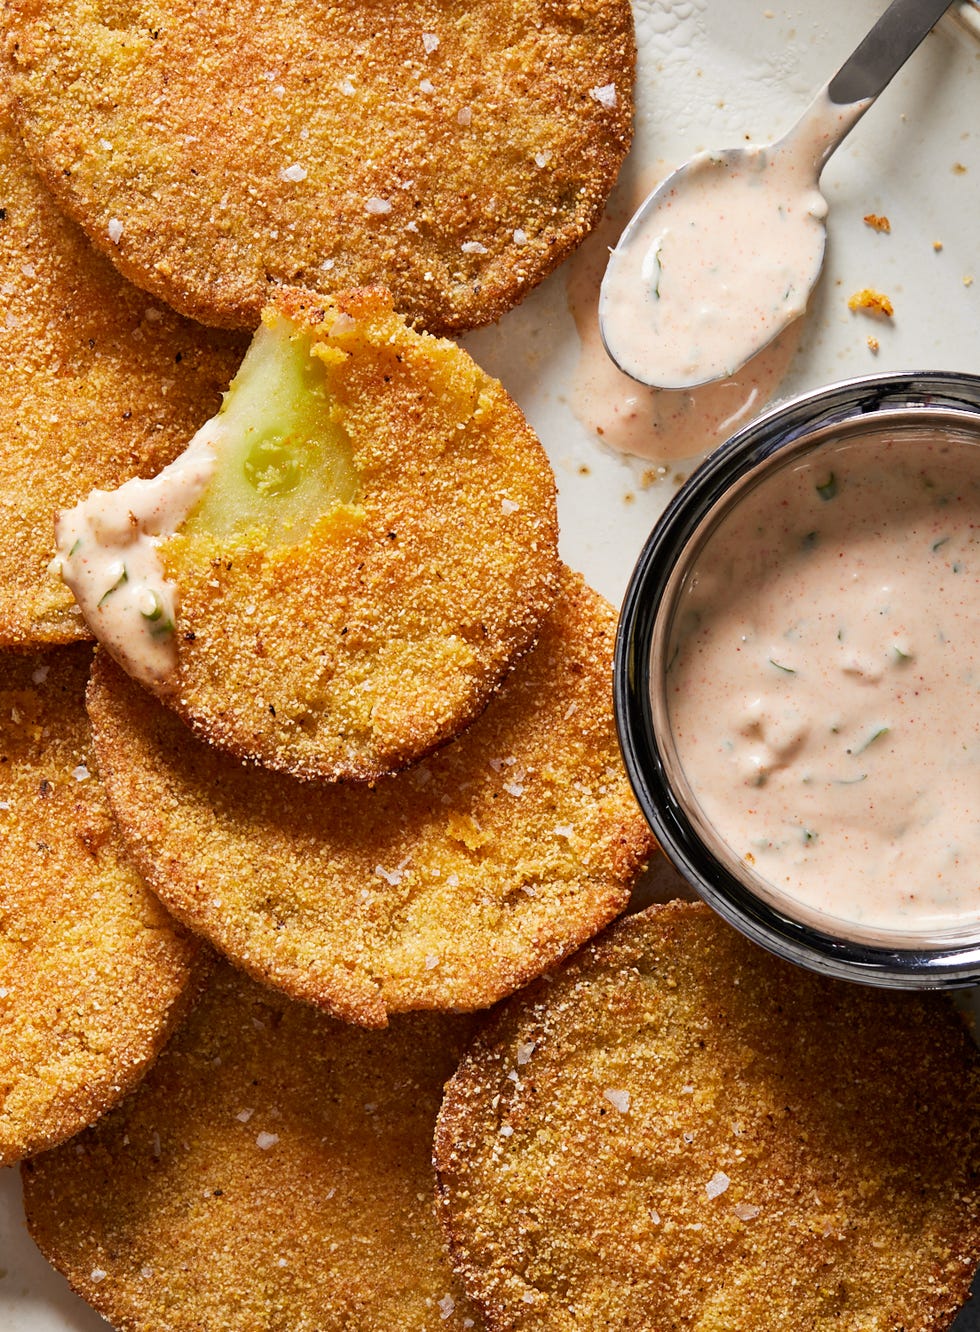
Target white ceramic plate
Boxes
[2,0,979,1325]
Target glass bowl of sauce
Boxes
[616,371,980,987]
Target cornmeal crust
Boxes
[23,962,483,1332]
[3,0,634,334]
[136,286,560,782]
[0,645,204,1166]
[86,569,655,1027]
[435,901,980,1332]
[0,93,245,647]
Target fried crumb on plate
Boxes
[848,287,895,317]
[435,901,980,1331]
[22,961,484,1331]
[0,95,245,648]
[86,568,655,1027]
[0,645,205,1167]
[862,212,891,232]
[3,0,635,335]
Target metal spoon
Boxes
[599,0,955,391]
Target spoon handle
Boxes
[827,0,954,103]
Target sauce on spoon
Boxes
[599,94,863,390]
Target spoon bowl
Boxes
[600,0,955,391]
[599,144,829,390]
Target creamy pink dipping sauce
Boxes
[665,426,980,939]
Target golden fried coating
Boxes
[434,902,980,1332]
[87,569,654,1027]
[3,0,634,334]
[23,961,484,1332]
[0,93,245,648]
[94,286,560,782]
[0,645,204,1166]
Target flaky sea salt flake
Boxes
[423,32,440,54]
[604,1088,630,1114]
[457,105,473,126]
[256,1131,279,1150]
[328,312,356,336]
[107,218,123,244]
[734,1201,761,1221]
[279,163,308,183]
[705,1170,731,1199]
[438,1293,455,1319]
[590,83,617,108]
[419,78,435,94]
[365,196,392,215]
[461,240,487,254]
[90,1268,107,1284]
[375,859,408,886]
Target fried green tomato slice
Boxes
[0,645,205,1166]
[60,286,560,783]
[86,568,654,1028]
[3,0,634,335]
[434,901,980,1332]
[22,962,484,1332]
[0,93,245,648]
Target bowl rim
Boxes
[614,369,980,988]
